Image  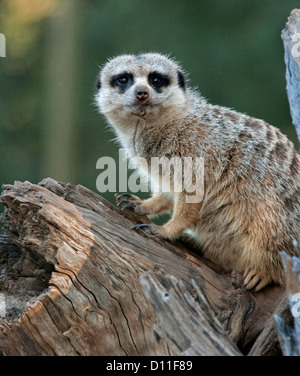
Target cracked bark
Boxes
[281,8,300,149]
[0,179,284,356]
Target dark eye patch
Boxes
[148,72,170,92]
[110,73,133,93]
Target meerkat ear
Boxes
[177,70,186,90]
[96,77,101,90]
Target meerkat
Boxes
[95,52,300,292]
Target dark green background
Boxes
[0,0,299,207]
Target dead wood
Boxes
[0,178,284,356]
[274,250,300,356]
[282,8,300,149]
[140,272,242,356]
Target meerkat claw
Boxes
[117,199,130,207]
[243,268,271,292]
[115,193,133,199]
[121,203,136,211]
[115,193,136,210]
[115,193,133,205]
[131,223,155,235]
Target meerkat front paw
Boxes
[131,222,179,241]
[243,268,272,292]
[131,223,169,238]
[115,193,149,214]
[131,223,159,235]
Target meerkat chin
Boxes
[95,52,300,292]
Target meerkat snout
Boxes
[134,85,151,103]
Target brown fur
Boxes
[96,53,300,291]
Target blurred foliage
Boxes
[0,0,299,208]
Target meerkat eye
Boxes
[152,76,162,86]
[149,73,169,90]
[117,76,129,85]
[111,73,133,90]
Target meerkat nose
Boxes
[135,85,151,102]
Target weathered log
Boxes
[269,9,300,356]
[282,8,300,148]
[0,179,284,356]
[248,293,292,356]
[274,250,300,356]
[140,272,241,356]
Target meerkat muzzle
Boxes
[134,85,151,103]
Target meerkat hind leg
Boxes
[243,268,272,292]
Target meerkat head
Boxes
[95,53,188,130]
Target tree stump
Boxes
[0,179,285,356]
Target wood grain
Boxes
[0,179,284,355]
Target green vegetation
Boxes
[0,0,299,205]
